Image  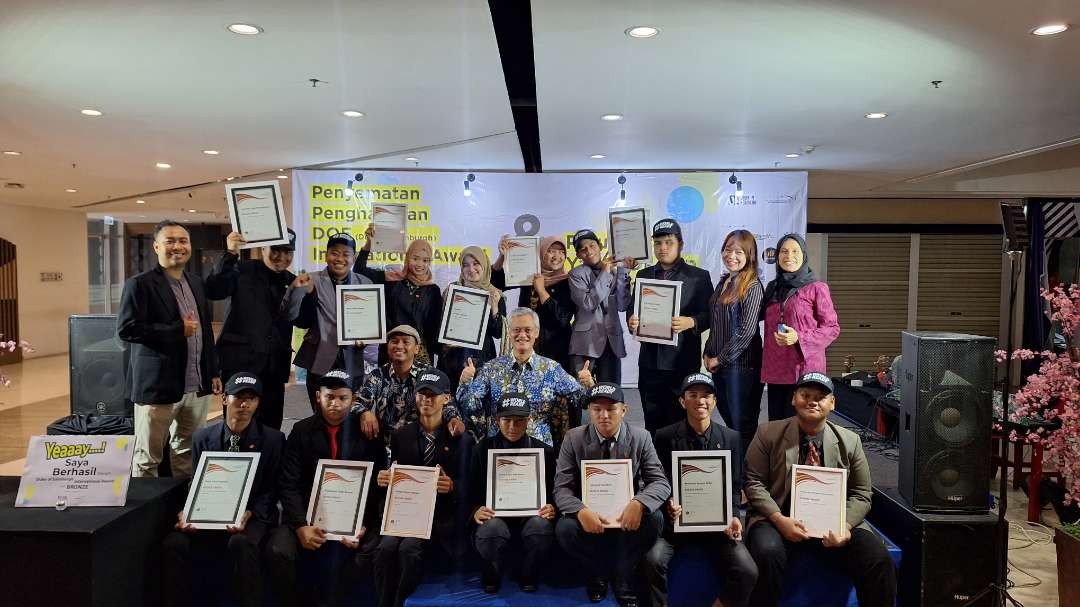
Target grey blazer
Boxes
[744,418,873,530]
[284,269,372,378]
[553,422,671,516]
[568,264,631,358]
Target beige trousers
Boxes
[132,392,211,478]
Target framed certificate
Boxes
[380,464,439,539]
[487,448,546,517]
[790,464,848,539]
[306,460,374,541]
[181,452,260,530]
[581,458,633,529]
[437,284,492,349]
[371,202,408,252]
[336,284,387,345]
[503,237,541,286]
[608,207,650,261]
[633,278,682,346]
[671,450,733,533]
[224,181,289,249]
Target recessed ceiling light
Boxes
[404,156,419,162]
[226,177,235,181]
[183,219,191,223]
[342,110,365,118]
[80,109,103,117]
[590,154,606,159]
[601,114,624,121]
[625,26,660,38]
[187,209,197,213]
[156,162,171,169]
[227,23,263,35]
[865,112,888,119]
[2,150,21,156]
[65,188,77,193]
[1031,23,1069,36]
[139,215,146,218]
[202,149,220,155]
[276,174,289,179]
[136,199,146,204]
[785,153,801,158]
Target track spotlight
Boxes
[613,175,628,207]
[728,172,738,185]
[736,180,744,198]
[464,173,475,197]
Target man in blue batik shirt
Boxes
[456,307,592,446]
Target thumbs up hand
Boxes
[182,312,198,337]
[460,357,477,384]
[577,359,596,389]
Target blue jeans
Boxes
[713,367,764,455]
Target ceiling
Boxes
[2,0,1080,220]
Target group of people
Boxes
[116,216,895,607]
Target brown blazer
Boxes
[743,417,872,530]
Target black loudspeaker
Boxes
[899,331,994,512]
[69,314,131,417]
[870,487,999,606]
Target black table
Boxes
[832,375,901,438]
[0,476,186,607]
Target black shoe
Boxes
[615,596,639,607]
[481,564,501,594]
[519,579,538,593]
[587,578,608,603]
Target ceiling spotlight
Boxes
[277,174,289,179]
[342,110,365,118]
[226,177,235,181]
[227,23,263,35]
[590,154,606,159]
[613,174,628,207]
[80,109,103,117]
[728,172,738,185]
[625,26,660,38]
[865,112,888,119]
[785,153,801,158]
[463,173,476,197]
[202,149,220,155]
[65,188,77,193]
[136,199,146,204]
[187,209,197,213]
[1031,23,1069,36]
[404,157,419,162]
[601,114,624,121]
[2,150,21,156]
[156,162,171,169]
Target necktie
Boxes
[228,434,240,453]
[601,438,615,459]
[695,435,709,451]
[806,440,821,467]
[326,425,340,460]
[423,432,436,466]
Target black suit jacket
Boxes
[278,413,387,530]
[631,259,713,372]
[118,265,218,404]
[653,419,745,502]
[192,420,285,525]
[467,433,556,519]
[204,253,296,382]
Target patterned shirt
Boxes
[354,362,461,444]
[166,273,202,393]
[456,352,585,446]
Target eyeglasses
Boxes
[510,327,536,336]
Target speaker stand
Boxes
[963,249,1022,607]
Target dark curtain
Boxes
[1021,199,1048,379]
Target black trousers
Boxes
[266,524,379,607]
[637,368,692,433]
[746,521,897,607]
[555,510,663,601]
[714,366,764,454]
[571,342,623,386]
[161,519,269,607]
[374,524,456,607]
[644,533,758,607]
[766,383,796,421]
[473,516,555,580]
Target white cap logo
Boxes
[655,221,674,230]
[325,370,348,380]
[593,384,616,395]
[688,374,710,384]
[504,398,527,408]
[234,376,257,385]
[420,373,441,383]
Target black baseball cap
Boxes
[496,392,531,418]
[796,372,834,395]
[573,229,601,251]
[680,372,715,395]
[316,369,353,390]
[225,372,263,396]
[652,218,682,239]
[415,368,451,395]
[585,382,625,406]
[327,231,357,251]
[271,228,297,252]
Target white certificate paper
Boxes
[306,460,374,542]
[336,284,387,345]
[182,452,260,530]
[581,459,633,529]
[672,450,733,533]
[790,464,848,539]
[503,237,541,287]
[437,284,492,349]
[487,448,546,517]
[225,181,289,249]
[15,435,135,508]
[608,207,650,261]
[380,464,439,539]
[371,202,408,252]
[634,278,682,346]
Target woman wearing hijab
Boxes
[440,246,505,392]
[357,226,444,365]
[760,233,840,420]
[491,235,575,373]
[704,229,764,453]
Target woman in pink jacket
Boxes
[760,234,840,420]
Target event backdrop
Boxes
[291,170,807,386]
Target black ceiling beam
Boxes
[488,0,541,172]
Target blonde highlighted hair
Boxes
[720,230,760,304]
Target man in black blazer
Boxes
[267,370,387,607]
[118,220,220,478]
[628,218,713,432]
[375,368,470,607]
[205,228,303,430]
[161,372,285,607]
[645,373,757,607]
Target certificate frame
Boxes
[671,450,733,533]
[224,180,289,249]
[182,451,260,530]
[580,458,634,529]
[608,207,651,261]
[335,284,387,345]
[633,278,683,346]
[486,448,546,517]
[437,283,492,349]
[371,202,409,253]
[380,464,440,539]
[306,459,374,541]
[790,464,848,539]
[503,237,541,287]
